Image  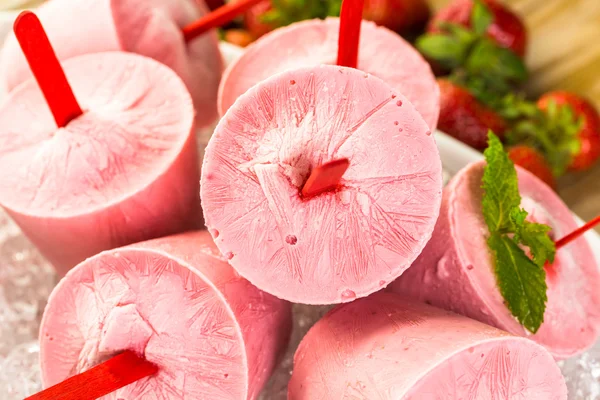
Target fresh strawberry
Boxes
[417,0,527,104]
[224,29,255,47]
[362,0,430,34]
[242,0,429,38]
[437,78,507,150]
[243,0,342,38]
[243,0,276,39]
[429,0,526,57]
[537,91,600,171]
[508,145,556,188]
[500,92,580,178]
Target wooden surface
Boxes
[430,0,600,229]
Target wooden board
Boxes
[429,0,600,229]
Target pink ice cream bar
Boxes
[0,0,222,128]
[288,292,567,400]
[0,51,201,275]
[218,18,439,130]
[201,65,443,304]
[390,160,600,358]
[39,230,292,399]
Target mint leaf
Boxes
[487,232,548,333]
[471,0,493,35]
[516,221,556,266]
[482,132,521,231]
[416,34,468,68]
[482,131,555,333]
[508,207,556,266]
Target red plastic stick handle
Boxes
[337,0,365,68]
[14,11,83,128]
[182,0,265,42]
[301,158,350,198]
[555,214,600,250]
[25,351,158,400]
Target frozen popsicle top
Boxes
[39,231,292,399]
[218,17,440,130]
[391,160,600,358]
[0,0,222,128]
[288,292,567,399]
[0,51,194,217]
[202,64,443,304]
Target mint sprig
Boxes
[483,131,556,333]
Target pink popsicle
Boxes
[218,18,439,130]
[201,65,443,304]
[0,51,201,275]
[0,0,222,128]
[288,292,567,399]
[39,230,292,399]
[390,160,600,358]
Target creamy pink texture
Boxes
[218,18,439,130]
[0,0,222,128]
[390,161,600,358]
[0,52,201,275]
[40,231,292,399]
[288,292,566,400]
[202,65,442,304]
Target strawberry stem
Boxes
[25,351,158,400]
[555,215,600,250]
[182,0,265,42]
[337,0,365,68]
[14,11,83,128]
[301,158,350,198]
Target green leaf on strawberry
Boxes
[503,96,582,177]
[470,0,493,35]
[465,39,527,82]
[418,0,527,103]
[416,34,470,69]
[493,93,538,120]
[482,131,555,333]
[260,0,342,28]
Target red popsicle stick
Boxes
[14,11,83,128]
[301,158,350,198]
[182,0,265,42]
[25,351,158,400]
[555,214,600,250]
[337,0,365,68]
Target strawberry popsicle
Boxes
[390,160,600,358]
[0,0,222,128]
[201,65,443,304]
[39,230,292,399]
[218,17,440,130]
[288,292,567,400]
[0,51,201,275]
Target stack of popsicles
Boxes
[0,0,596,398]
